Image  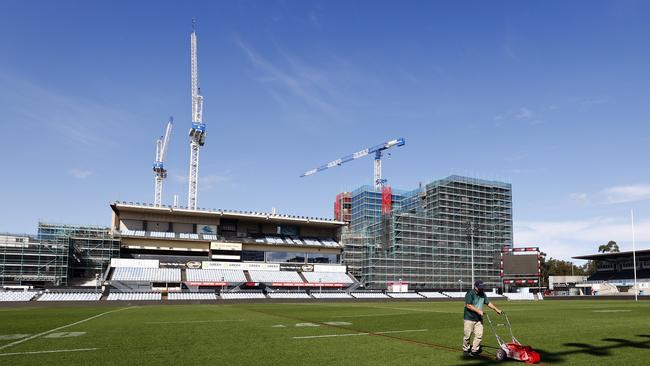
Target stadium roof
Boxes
[111,201,346,227]
[572,249,650,261]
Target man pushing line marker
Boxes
[463,280,502,357]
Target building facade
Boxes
[339,175,513,290]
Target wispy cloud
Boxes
[0,72,135,147]
[68,169,92,179]
[568,192,588,204]
[515,216,645,260]
[233,37,373,132]
[493,106,542,126]
[571,183,650,205]
[601,184,650,204]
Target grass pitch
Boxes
[1,300,649,365]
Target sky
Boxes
[1,1,650,262]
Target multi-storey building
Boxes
[339,175,513,290]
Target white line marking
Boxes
[0,348,99,357]
[370,306,457,313]
[333,312,409,318]
[592,310,632,313]
[0,306,136,351]
[293,329,428,339]
[145,319,245,324]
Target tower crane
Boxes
[300,138,405,189]
[153,117,174,207]
[187,19,205,210]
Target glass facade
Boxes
[341,175,512,290]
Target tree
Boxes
[539,252,585,287]
[598,240,620,253]
[580,260,597,275]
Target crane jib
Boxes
[299,138,406,182]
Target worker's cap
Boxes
[474,280,485,289]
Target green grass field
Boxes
[0,300,649,365]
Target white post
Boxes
[631,209,638,302]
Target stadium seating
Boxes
[320,239,340,248]
[302,272,353,284]
[107,292,161,301]
[220,291,266,300]
[121,229,146,237]
[387,292,423,299]
[311,292,353,299]
[168,292,218,300]
[485,291,507,299]
[442,291,466,298]
[112,267,181,282]
[350,292,390,299]
[248,270,303,283]
[504,292,535,301]
[418,292,448,299]
[38,292,101,301]
[186,269,247,283]
[0,291,38,302]
[267,291,312,299]
[149,231,175,239]
[179,233,200,239]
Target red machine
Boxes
[486,313,541,364]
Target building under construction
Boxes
[0,223,119,287]
[337,175,513,290]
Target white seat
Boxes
[350,292,390,299]
[220,292,266,300]
[248,270,302,283]
[0,291,37,302]
[38,292,101,301]
[107,292,161,301]
[186,269,246,283]
[387,292,423,299]
[168,292,217,300]
[303,272,353,284]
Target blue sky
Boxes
[1,1,650,261]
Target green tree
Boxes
[598,240,620,253]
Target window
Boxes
[242,250,265,262]
[265,251,306,263]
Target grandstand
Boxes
[572,249,650,296]
[267,291,312,299]
[220,291,266,300]
[168,292,218,300]
[186,268,247,283]
[107,292,162,301]
[38,291,102,301]
[0,290,38,302]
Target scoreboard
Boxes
[500,247,541,286]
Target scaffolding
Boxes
[38,222,120,280]
[341,175,513,290]
[0,234,69,286]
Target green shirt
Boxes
[464,289,490,322]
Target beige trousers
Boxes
[463,319,483,352]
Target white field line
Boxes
[332,312,411,318]
[293,329,428,339]
[592,310,632,313]
[0,306,137,351]
[145,319,245,324]
[0,348,99,357]
[369,306,457,313]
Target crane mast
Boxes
[187,20,205,210]
[300,138,405,189]
[153,117,174,207]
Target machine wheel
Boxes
[496,349,507,361]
